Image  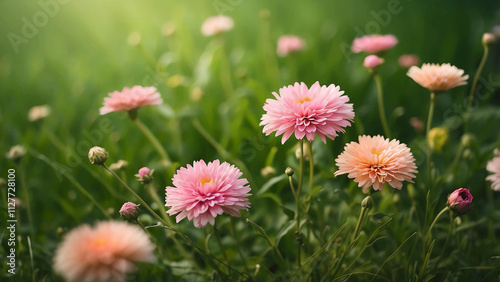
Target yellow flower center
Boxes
[200,178,213,185]
[371,148,382,157]
[297,97,312,104]
[93,237,108,247]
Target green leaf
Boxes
[257,174,287,195]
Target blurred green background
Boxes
[1,0,500,280]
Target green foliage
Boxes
[1,0,500,281]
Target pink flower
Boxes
[201,15,234,36]
[486,152,500,191]
[260,81,355,144]
[165,160,251,228]
[99,86,162,115]
[447,188,473,214]
[335,135,418,193]
[398,54,419,68]
[53,221,155,282]
[407,63,469,92]
[351,34,398,53]
[119,202,140,221]
[276,35,305,57]
[363,55,384,68]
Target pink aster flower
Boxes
[407,63,469,91]
[335,135,418,193]
[99,86,162,115]
[351,34,398,53]
[53,221,155,282]
[260,81,355,144]
[486,152,500,191]
[119,202,140,221]
[201,15,234,36]
[363,55,384,68]
[165,160,251,228]
[398,54,419,68]
[276,35,305,57]
[447,188,473,215]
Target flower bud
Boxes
[447,188,472,215]
[361,195,373,209]
[285,167,295,176]
[109,160,128,171]
[482,33,495,45]
[88,146,108,165]
[119,202,140,222]
[410,117,424,133]
[28,104,51,122]
[261,166,276,178]
[363,55,384,68]
[6,145,26,163]
[427,127,449,153]
[136,167,154,184]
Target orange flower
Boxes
[335,135,418,193]
[407,63,468,91]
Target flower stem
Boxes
[426,91,436,186]
[426,206,449,239]
[102,165,171,228]
[17,165,34,235]
[374,72,391,138]
[133,118,171,166]
[230,217,250,272]
[352,196,372,241]
[213,224,228,261]
[465,42,490,131]
[307,141,314,193]
[145,183,173,227]
[296,139,305,267]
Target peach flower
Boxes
[487,151,500,191]
[201,15,234,36]
[335,135,418,193]
[53,221,155,282]
[351,34,398,53]
[407,63,468,91]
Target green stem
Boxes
[352,197,372,241]
[28,149,111,219]
[374,72,391,138]
[217,35,233,99]
[296,139,304,267]
[230,217,250,273]
[145,183,173,226]
[465,43,490,131]
[133,118,171,166]
[17,165,33,234]
[213,224,228,261]
[426,91,436,187]
[103,165,171,228]
[307,141,314,193]
[426,206,449,239]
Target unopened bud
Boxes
[261,166,276,178]
[88,146,108,165]
[136,167,154,184]
[447,188,473,215]
[6,145,26,163]
[119,202,140,222]
[427,127,449,153]
[285,167,294,176]
[482,33,495,45]
[361,196,373,209]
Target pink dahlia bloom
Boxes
[351,34,398,53]
[398,54,419,68]
[363,55,384,68]
[447,188,473,215]
[165,160,251,228]
[407,63,469,91]
[260,81,355,144]
[335,135,418,193]
[201,15,234,36]
[99,86,162,115]
[486,153,500,191]
[276,35,305,57]
[53,221,155,282]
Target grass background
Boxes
[1,0,500,280]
